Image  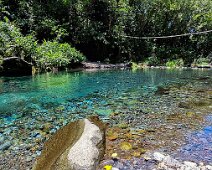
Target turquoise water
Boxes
[0,68,212,165]
[0,69,211,119]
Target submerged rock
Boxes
[178,100,211,109]
[0,141,11,151]
[155,86,170,95]
[32,116,105,170]
[120,142,132,151]
[0,136,5,145]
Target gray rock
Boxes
[153,152,165,161]
[0,141,12,151]
[163,155,181,167]
[112,168,120,170]
[0,136,5,145]
[205,165,212,170]
[68,119,103,170]
[82,62,131,69]
[101,160,114,166]
[33,117,105,170]
[26,157,33,162]
[199,166,206,170]
[184,161,197,168]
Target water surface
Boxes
[0,68,211,167]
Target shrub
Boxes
[166,59,184,68]
[0,21,85,70]
[145,56,161,66]
[194,57,211,65]
[0,21,37,61]
[0,55,3,65]
[35,41,85,69]
[130,62,139,70]
[166,60,175,68]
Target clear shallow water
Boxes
[0,68,212,166]
[175,118,212,163]
[0,69,211,118]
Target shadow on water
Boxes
[174,115,212,164]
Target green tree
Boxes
[1,0,211,65]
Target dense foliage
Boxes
[0,21,84,70]
[0,20,37,62]
[1,0,212,66]
[36,41,84,69]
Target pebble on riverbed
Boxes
[100,152,212,170]
[0,141,12,151]
[0,71,211,170]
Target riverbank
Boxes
[81,62,132,69]
[80,61,212,70]
[0,59,211,77]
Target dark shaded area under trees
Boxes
[0,0,212,69]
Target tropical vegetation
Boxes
[0,0,211,68]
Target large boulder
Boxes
[33,116,105,170]
[0,57,32,76]
[67,119,103,169]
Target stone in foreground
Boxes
[68,119,102,169]
[33,116,105,170]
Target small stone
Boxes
[120,142,132,151]
[0,136,5,145]
[0,141,12,151]
[158,162,166,169]
[36,151,41,156]
[199,162,204,166]
[112,168,119,170]
[131,151,141,157]
[26,157,32,162]
[142,148,148,153]
[49,128,57,134]
[3,129,12,135]
[102,160,114,166]
[205,165,212,170]
[164,156,181,167]
[41,123,52,133]
[111,153,118,159]
[186,112,195,117]
[184,161,197,168]
[115,162,124,169]
[117,123,128,129]
[153,152,165,161]
[107,132,118,141]
[200,166,206,170]
[143,155,151,160]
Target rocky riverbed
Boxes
[99,152,212,170]
[0,69,211,169]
